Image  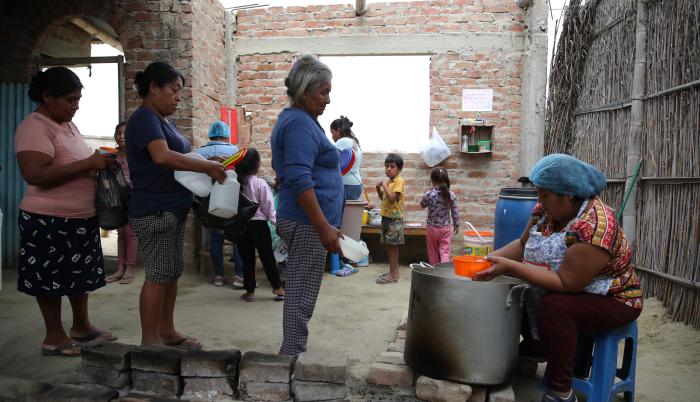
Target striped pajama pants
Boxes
[276,218,328,357]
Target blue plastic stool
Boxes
[329,253,341,275]
[572,321,638,402]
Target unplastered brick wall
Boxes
[121,0,199,139]
[235,1,525,229]
[0,0,227,268]
[234,1,524,38]
[190,0,226,147]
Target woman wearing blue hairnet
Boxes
[475,154,643,402]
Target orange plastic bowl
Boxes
[98,146,118,154]
[453,255,492,277]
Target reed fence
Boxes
[547,0,700,327]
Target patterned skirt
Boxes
[17,210,106,297]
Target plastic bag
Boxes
[96,164,130,230]
[418,126,451,167]
[192,192,259,243]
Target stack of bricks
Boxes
[239,352,294,401]
[367,311,414,388]
[368,311,513,402]
[79,342,137,393]
[292,353,350,402]
[130,345,185,398]
[181,349,242,400]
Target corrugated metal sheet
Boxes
[1,83,34,270]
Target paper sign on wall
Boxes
[461,89,493,112]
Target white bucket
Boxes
[174,153,213,197]
[463,221,494,257]
[340,200,368,241]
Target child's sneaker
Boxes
[232,275,244,289]
[541,391,577,402]
[213,276,224,286]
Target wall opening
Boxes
[318,55,430,153]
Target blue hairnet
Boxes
[208,121,230,139]
[529,154,606,198]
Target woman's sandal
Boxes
[119,275,134,285]
[106,273,123,283]
[164,337,202,350]
[376,274,398,285]
[72,330,118,343]
[41,342,81,357]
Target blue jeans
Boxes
[344,184,363,200]
[210,229,243,277]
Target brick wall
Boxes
[0,0,227,268]
[190,0,227,147]
[234,1,526,231]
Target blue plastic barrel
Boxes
[493,188,538,250]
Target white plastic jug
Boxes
[174,153,213,197]
[208,170,240,219]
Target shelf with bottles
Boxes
[459,119,493,154]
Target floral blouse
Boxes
[420,187,460,228]
[530,197,643,309]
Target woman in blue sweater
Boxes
[271,54,344,357]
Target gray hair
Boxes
[285,54,332,105]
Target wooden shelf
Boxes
[459,150,492,155]
[460,123,493,155]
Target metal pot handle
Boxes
[410,262,434,270]
[505,284,532,310]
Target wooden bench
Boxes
[360,223,428,264]
[361,224,427,236]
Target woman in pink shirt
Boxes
[235,148,285,302]
[14,67,117,357]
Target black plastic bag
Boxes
[192,192,259,243]
[96,164,130,230]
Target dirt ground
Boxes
[0,239,698,401]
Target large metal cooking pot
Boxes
[404,263,527,385]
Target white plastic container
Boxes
[368,208,382,226]
[208,170,240,219]
[338,234,369,263]
[339,200,367,241]
[174,153,213,197]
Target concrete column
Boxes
[519,0,549,176]
[224,10,237,106]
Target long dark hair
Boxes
[430,167,452,208]
[235,147,260,187]
[133,61,184,99]
[330,115,360,147]
[28,67,83,103]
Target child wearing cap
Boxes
[196,121,245,287]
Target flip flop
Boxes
[274,294,285,301]
[164,337,202,350]
[72,330,118,343]
[41,342,81,357]
[105,273,123,283]
[240,293,256,302]
[376,275,398,285]
[119,275,134,285]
